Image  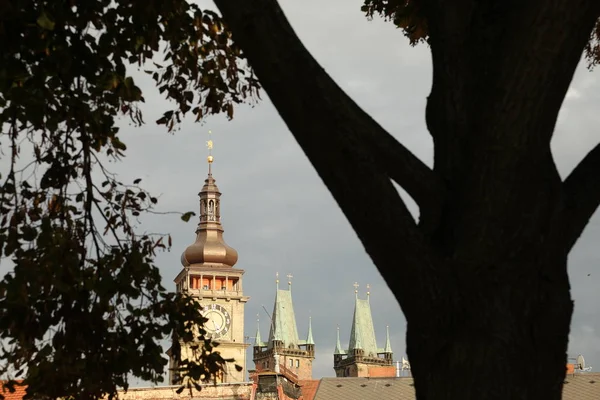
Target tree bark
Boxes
[563,142,600,251]
[214,0,600,398]
[406,255,573,399]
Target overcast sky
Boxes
[2,0,600,385]
[112,0,600,382]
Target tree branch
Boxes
[214,0,445,317]
[562,142,600,251]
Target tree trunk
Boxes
[214,0,600,398]
[406,257,573,399]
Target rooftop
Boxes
[311,374,600,400]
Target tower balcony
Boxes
[174,268,247,300]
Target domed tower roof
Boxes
[180,141,238,268]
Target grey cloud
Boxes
[113,0,600,381]
[2,0,599,384]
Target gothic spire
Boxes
[268,273,300,348]
[348,283,378,356]
[306,316,314,345]
[384,325,393,354]
[334,325,345,355]
[255,315,264,346]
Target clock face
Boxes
[202,303,231,339]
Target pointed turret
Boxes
[255,316,265,347]
[306,316,315,345]
[255,325,262,346]
[268,273,300,348]
[383,325,393,354]
[334,326,345,355]
[253,273,315,381]
[333,283,395,378]
[348,283,377,357]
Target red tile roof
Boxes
[298,379,320,400]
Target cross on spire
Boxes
[353,282,359,294]
[276,272,279,289]
[366,283,371,297]
[287,273,293,287]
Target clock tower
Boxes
[169,135,249,384]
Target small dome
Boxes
[181,231,238,267]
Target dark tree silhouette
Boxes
[2,0,600,399]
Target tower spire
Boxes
[255,275,314,380]
[348,284,378,356]
[334,325,344,355]
[268,275,299,347]
[255,314,263,346]
[206,129,214,175]
[384,325,393,354]
[180,131,238,268]
[306,315,314,345]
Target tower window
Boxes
[296,360,300,368]
[289,359,293,367]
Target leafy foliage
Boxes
[0,0,259,399]
[585,19,600,68]
[361,0,428,45]
[362,0,600,62]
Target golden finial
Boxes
[353,282,359,294]
[287,273,293,287]
[276,272,279,289]
[366,283,371,297]
[206,130,214,174]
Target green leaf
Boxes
[181,211,196,222]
